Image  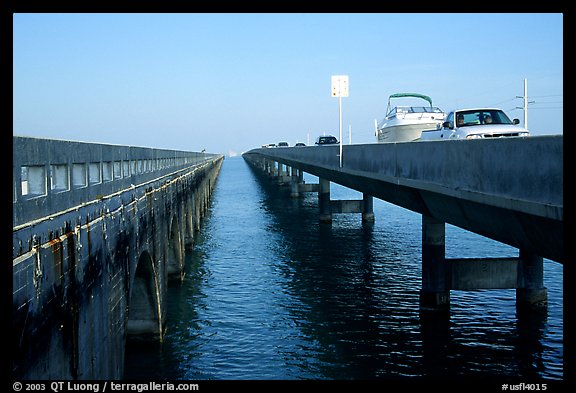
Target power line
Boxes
[531,94,563,98]
[491,97,517,106]
[495,96,562,109]
[526,106,563,110]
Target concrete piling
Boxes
[319,178,332,223]
[362,193,375,223]
[420,215,450,312]
[516,250,548,311]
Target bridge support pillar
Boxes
[264,159,273,176]
[362,193,375,223]
[275,163,292,185]
[290,167,303,198]
[516,250,547,312]
[420,215,450,313]
[290,179,300,198]
[319,178,332,223]
[264,159,272,176]
[276,162,282,182]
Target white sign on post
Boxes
[331,75,349,168]
[331,75,349,97]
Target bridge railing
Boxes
[13,136,220,227]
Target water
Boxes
[124,157,563,382]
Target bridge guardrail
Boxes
[13,136,221,228]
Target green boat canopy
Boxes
[388,93,433,106]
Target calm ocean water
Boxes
[124,156,563,382]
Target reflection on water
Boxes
[124,157,563,381]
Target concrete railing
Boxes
[13,136,221,227]
[244,135,563,220]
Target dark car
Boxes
[295,142,306,147]
[315,135,338,145]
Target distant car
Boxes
[295,142,306,147]
[315,135,339,145]
[277,141,289,147]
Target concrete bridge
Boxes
[242,135,563,313]
[12,136,224,380]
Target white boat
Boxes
[375,93,445,143]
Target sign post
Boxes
[331,75,349,168]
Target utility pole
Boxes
[516,78,534,129]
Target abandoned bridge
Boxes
[12,136,224,379]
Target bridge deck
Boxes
[243,135,563,263]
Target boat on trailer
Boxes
[375,93,445,143]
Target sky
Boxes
[12,13,563,156]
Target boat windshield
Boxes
[387,106,444,117]
[456,109,514,126]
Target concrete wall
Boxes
[12,136,224,379]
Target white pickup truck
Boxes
[419,108,529,140]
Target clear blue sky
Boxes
[13,13,563,155]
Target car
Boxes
[295,142,306,147]
[315,135,339,145]
[277,141,289,147]
[419,108,530,140]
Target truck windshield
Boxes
[457,110,513,126]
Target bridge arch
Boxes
[127,250,163,341]
[166,214,183,280]
[193,190,203,232]
[184,197,194,250]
